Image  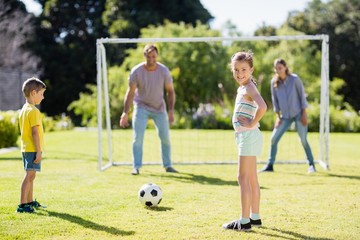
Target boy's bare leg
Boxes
[21,171,36,204]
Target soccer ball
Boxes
[138,183,163,207]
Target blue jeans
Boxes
[268,112,314,165]
[132,106,172,169]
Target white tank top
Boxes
[232,85,259,132]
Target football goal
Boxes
[96,35,329,171]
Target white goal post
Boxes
[96,35,330,171]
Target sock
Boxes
[251,213,260,220]
[240,218,250,224]
[26,202,33,205]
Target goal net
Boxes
[96,35,329,171]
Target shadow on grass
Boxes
[0,157,21,161]
[149,172,238,186]
[44,150,98,161]
[256,226,334,240]
[149,172,267,189]
[283,170,360,181]
[37,209,135,236]
[142,206,173,212]
[325,173,360,181]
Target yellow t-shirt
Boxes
[19,103,45,152]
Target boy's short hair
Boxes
[143,44,158,56]
[22,77,46,97]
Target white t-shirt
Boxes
[129,62,173,112]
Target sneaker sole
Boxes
[16,210,34,213]
[222,226,252,232]
[34,205,47,209]
[251,224,262,227]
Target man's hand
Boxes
[168,110,175,124]
[119,113,129,128]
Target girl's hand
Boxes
[238,116,253,128]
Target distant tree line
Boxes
[1,0,359,127]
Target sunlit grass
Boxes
[0,130,359,239]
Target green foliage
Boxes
[0,111,19,148]
[68,84,98,127]
[69,17,359,132]
[287,0,360,111]
[136,21,232,115]
[42,114,74,132]
[34,0,108,116]
[103,0,212,38]
[329,104,360,132]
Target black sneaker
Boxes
[222,220,251,232]
[31,199,46,209]
[165,166,178,173]
[258,164,274,172]
[16,204,34,213]
[250,218,262,227]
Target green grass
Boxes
[0,130,359,239]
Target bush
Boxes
[43,113,74,132]
[0,111,19,148]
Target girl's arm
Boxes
[244,84,267,128]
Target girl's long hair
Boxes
[273,58,291,88]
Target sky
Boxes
[22,0,312,35]
[200,0,312,34]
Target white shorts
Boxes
[235,128,263,156]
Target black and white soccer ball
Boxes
[138,183,163,207]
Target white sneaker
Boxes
[308,165,316,173]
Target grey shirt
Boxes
[129,62,173,112]
[270,73,308,119]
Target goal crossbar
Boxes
[96,35,330,171]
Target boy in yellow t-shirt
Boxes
[17,77,46,213]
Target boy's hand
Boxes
[34,152,42,164]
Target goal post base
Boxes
[98,160,329,170]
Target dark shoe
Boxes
[165,166,178,173]
[222,220,251,231]
[258,164,274,172]
[250,218,262,227]
[16,204,34,213]
[31,199,46,209]
[131,168,139,175]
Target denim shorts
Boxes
[22,152,41,172]
[235,128,263,156]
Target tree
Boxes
[0,0,41,71]
[32,0,108,118]
[102,0,213,64]
[287,0,360,110]
[32,0,213,118]
[70,21,233,127]
[103,0,213,38]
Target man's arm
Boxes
[165,82,176,124]
[119,82,136,128]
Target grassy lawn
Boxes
[0,130,359,239]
